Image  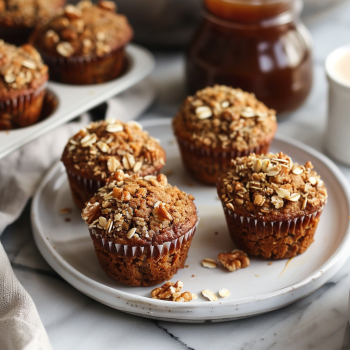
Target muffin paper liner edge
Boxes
[89,218,200,259]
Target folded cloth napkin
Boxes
[0,80,155,350]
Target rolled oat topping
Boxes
[173,85,277,151]
[0,0,64,27]
[218,152,328,220]
[81,171,197,244]
[35,1,132,58]
[62,119,165,180]
[0,41,48,93]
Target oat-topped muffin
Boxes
[82,171,198,286]
[61,119,166,209]
[173,85,277,184]
[30,1,133,84]
[0,41,48,130]
[0,0,65,45]
[217,152,328,259]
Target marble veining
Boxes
[2,1,350,349]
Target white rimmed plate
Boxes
[31,119,350,322]
[0,44,154,160]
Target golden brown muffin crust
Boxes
[61,119,166,181]
[32,1,132,58]
[0,41,48,98]
[0,0,65,28]
[217,152,328,221]
[82,172,198,245]
[173,85,277,152]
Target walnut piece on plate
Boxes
[218,250,250,272]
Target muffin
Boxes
[30,1,133,84]
[173,85,277,185]
[0,0,65,46]
[61,119,166,209]
[217,152,328,259]
[81,171,198,286]
[0,41,48,130]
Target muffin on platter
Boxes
[82,171,198,286]
[173,85,277,185]
[30,1,133,84]
[0,0,65,46]
[61,119,166,209]
[0,41,48,130]
[217,152,328,259]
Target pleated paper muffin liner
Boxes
[89,218,199,259]
[176,135,272,185]
[0,82,47,130]
[65,167,163,210]
[222,204,324,259]
[38,46,126,85]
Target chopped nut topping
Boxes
[56,42,75,57]
[153,202,173,222]
[64,5,82,20]
[218,250,250,272]
[62,119,165,180]
[202,289,218,301]
[98,0,117,12]
[195,106,212,119]
[33,2,132,58]
[151,281,194,302]
[218,152,327,217]
[0,0,64,28]
[0,41,48,91]
[81,171,197,242]
[219,288,230,298]
[201,258,217,269]
[173,85,277,151]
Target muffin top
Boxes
[0,41,48,97]
[61,119,166,181]
[82,172,198,245]
[0,0,64,28]
[217,152,328,221]
[173,85,277,151]
[31,1,133,58]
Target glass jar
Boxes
[186,0,313,116]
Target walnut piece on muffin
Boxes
[61,119,166,209]
[173,85,277,184]
[81,172,198,286]
[217,152,328,259]
[0,40,48,130]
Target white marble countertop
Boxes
[3,2,350,349]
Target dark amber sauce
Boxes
[186,0,312,116]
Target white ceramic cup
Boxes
[325,46,350,166]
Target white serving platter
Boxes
[31,119,350,323]
[0,44,154,160]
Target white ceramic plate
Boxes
[31,119,350,323]
[0,44,154,160]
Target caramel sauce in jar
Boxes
[186,0,312,116]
